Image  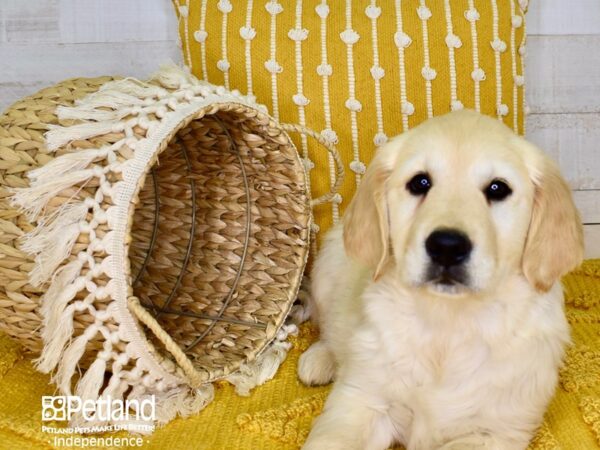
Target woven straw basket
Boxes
[0,66,343,425]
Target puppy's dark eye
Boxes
[407,173,432,196]
[485,179,512,202]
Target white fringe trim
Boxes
[153,384,215,424]
[75,355,107,402]
[56,331,94,394]
[22,202,89,286]
[11,170,94,222]
[149,63,200,89]
[27,148,112,185]
[45,122,128,152]
[226,324,298,396]
[35,259,84,372]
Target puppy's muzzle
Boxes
[425,229,472,286]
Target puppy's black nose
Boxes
[425,229,472,267]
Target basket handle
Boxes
[127,296,206,388]
[280,123,345,207]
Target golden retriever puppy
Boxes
[298,110,583,450]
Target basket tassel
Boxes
[56,105,137,123]
[40,260,84,321]
[75,354,107,402]
[171,385,215,418]
[102,371,130,403]
[29,226,82,287]
[149,384,215,425]
[27,148,110,185]
[149,64,199,89]
[56,328,97,395]
[37,280,89,375]
[21,202,88,253]
[36,262,85,371]
[225,324,297,396]
[75,90,147,109]
[23,203,89,287]
[36,303,75,374]
[45,122,123,152]
[11,170,96,221]
[98,77,169,98]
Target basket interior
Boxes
[129,108,310,381]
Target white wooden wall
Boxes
[0,0,598,257]
[526,0,600,258]
[0,0,181,106]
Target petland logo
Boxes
[41,395,155,435]
[42,395,155,423]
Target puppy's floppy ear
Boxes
[522,143,584,292]
[343,141,400,280]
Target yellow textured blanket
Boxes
[0,260,598,450]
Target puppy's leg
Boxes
[298,230,343,386]
[437,433,528,450]
[289,276,313,325]
[298,340,335,386]
[302,383,394,450]
[297,270,336,386]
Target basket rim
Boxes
[120,99,312,386]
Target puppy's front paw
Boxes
[298,341,335,386]
[438,434,515,450]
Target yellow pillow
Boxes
[172,0,527,245]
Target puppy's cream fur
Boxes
[298,111,583,450]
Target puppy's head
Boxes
[344,110,583,296]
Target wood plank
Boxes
[573,190,600,225]
[526,113,600,190]
[0,41,182,110]
[0,0,178,44]
[0,1,60,43]
[58,0,178,44]
[526,35,600,114]
[527,0,600,36]
[584,224,600,259]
